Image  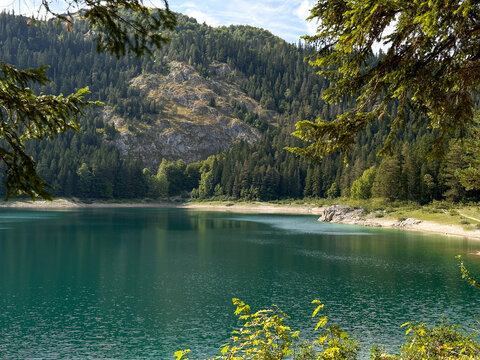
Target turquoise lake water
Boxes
[0,208,479,359]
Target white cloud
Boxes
[294,0,317,36]
[183,7,221,26]
[294,0,310,20]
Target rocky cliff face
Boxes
[103,61,277,170]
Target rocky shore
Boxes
[320,204,420,228]
[319,204,480,240]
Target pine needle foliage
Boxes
[288,1,480,160]
[0,62,100,199]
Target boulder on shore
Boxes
[393,218,421,228]
[319,205,423,229]
[320,205,367,223]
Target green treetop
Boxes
[289,0,480,159]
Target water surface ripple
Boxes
[0,208,479,359]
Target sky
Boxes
[167,0,317,43]
[0,0,318,44]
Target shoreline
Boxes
[2,199,480,241]
[322,212,480,241]
[0,199,326,214]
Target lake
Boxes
[0,208,479,359]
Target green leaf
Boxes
[315,316,328,331]
[312,302,325,318]
[173,349,190,360]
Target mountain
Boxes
[0,12,475,202]
[0,12,311,198]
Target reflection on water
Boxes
[0,208,479,359]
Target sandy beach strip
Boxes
[183,203,325,215]
[0,199,325,214]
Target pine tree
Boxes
[439,142,467,202]
[372,157,402,201]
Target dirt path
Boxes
[459,212,480,223]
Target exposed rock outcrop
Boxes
[104,61,278,170]
[321,205,367,223]
[319,205,423,229]
[393,218,422,228]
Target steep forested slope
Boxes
[0,12,474,202]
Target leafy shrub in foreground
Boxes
[175,261,480,360]
[175,299,357,360]
[175,299,479,360]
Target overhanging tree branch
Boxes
[288,0,480,160]
[0,62,102,199]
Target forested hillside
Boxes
[0,12,477,202]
